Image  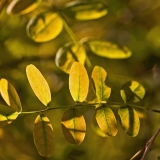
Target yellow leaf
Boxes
[61,107,86,144]
[27,11,63,42]
[0,78,22,112]
[69,62,89,102]
[33,114,54,157]
[26,64,51,106]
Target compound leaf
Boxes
[0,78,22,112]
[61,107,86,144]
[120,81,145,103]
[95,104,118,136]
[27,11,63,42]
[26,64,51,106]
[0,104,18,127]
[92,66,111,102]
[7,0,41,15]
[63,1,108,20]
[118,105,140,137]
[69,62,89,102]
[86,40,132,59]
[33,114,54,157]
[55,43,86,74]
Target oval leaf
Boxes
[92,66,111,102]
[69,62,89,102]
[7,0,41,15]
[0,78,22,112]
[61,107,86,144]
[33,114,54,157]
[55,43,86,74]
[63,1,108,20]
[26,64,51,106]
[0,104,18,127]
[95,104,118,136]
[120,81,145,103]
[27,11,63,42]
[85,40,132,59]
[118,105,140,137]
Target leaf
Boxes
[120,81,145,103]
[69,62,89,102]
[27,11,63,42]
[6,0,42,15]
[86,40,132,59]
[0,104,18,127]
[92,66,111,102]
[33,114,54,157]
[26,64,51,106]
[0,78,22,112]
[63,1,108,20]
[61,107,86,144]
[95,104,118,136]
[55,43,86,74]
[118,105,140,137]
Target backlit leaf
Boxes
[95,104,118,136]
[92,66,111,101]
[55,43,86,74]
[0,104,18,127]
[0,78,22,112]
[118,105,140,137]
[7,0,41,15]
[63,1,108,20]
[120,81,145,103]
[33,114,54,157]
[69,62,89,102]
[86,40,132,59]
[26,64,51,106]
[27,11,63,42]
[61,107,86,144]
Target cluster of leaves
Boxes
[0,62,145,157]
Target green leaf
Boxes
[86,40,132,59]
[55,43,86,74]
[61,107,86,144]
[0,78,22,112]
[120,81,145,103]
[118,105,140,137]
[0,104,18,127]
[91,112,108,137]
[33,114,54,157]
[27,11,63,42]
[63,1,108,21]
[92,66,111,102]
[95,104,118,136]
[7,0,41,15]
[69,62,89,102]
[26,64,51,106]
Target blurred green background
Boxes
[0,0,160,159]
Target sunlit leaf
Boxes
[0,104,18,127]
[120,81,145,103]
[95,104,118,136]
[86,40,132,59]
[33,114,54,157]
[26,64,51,106]
[27,11,63,42]
[55,43,86,74]
[7,0,42,15]
[63,1,108,20]
[0,78,22,112]
[92,66,111,102]
[69,62,89,102]
[118,105,140,137]
[61,107,86,144]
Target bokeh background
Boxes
[0,0,160,159]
